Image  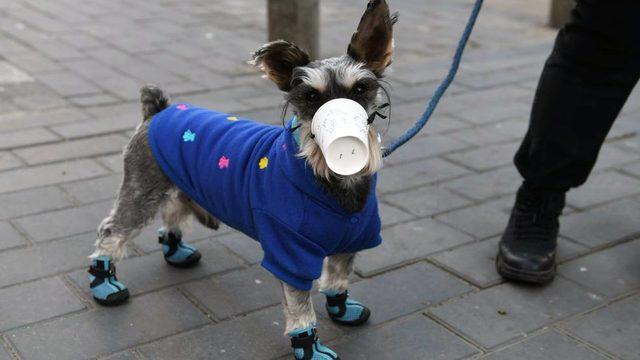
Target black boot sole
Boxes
[93,288,130,306]
[496,254,556,284]
[328,306,371,327]
[164,250,202,268]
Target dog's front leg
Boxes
[281,282,338,360]
[318,253,371,326]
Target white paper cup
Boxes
[311,98,369,176]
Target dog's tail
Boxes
[140,84,169,120]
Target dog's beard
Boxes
[296,120,382,184]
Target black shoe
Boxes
[497,185,565,284]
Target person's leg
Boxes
[498,0,640,283]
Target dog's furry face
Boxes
[251,0,397,181]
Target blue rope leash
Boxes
[382,0,484,158]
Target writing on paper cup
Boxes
[312,98,369,175]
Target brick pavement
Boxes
[0,0,639,359]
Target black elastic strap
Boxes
[325,291,348,318]
[290,328,317,350]
[367,103,390,124]
[88,262,116,278]
[158,231,182,257]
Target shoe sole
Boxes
[496,254,556,284]
[164,250,202,268]
[329,307,371,327]
[94,288,130,306]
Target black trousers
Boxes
[515,0,640,191]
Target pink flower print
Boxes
[176,104,188,111]
[281,143,287,151]
[218,156,230,169]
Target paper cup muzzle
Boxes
[311,98,370,176]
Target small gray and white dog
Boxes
[87,1,396,358]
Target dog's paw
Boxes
[158,229,202,268]
[324,290,371,326]
[88,256,129,306]
[289,327,339,360]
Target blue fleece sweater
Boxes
[148,104,382,290]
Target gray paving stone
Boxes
[50,112,139,139]
[332,315,479,360]
[0,186,73,220]
[383,184,470,217]
[13,200,112,243]
[37,71,102,97]
[138,305,342,360]
[96,153,123,173]
[0,346,10,360]
[101,350,138,360]
[13,134,128,165]
[454,101,530,125]
[319,262,471,326]
[0,233,93,288]
[0,152,23,171]
[0,159,109,194]
[378,202,414,227]
[567,171,640,209]
[561,198,640,248]
[0,277,85,332]
[591,144,639,173]
[0,128,60,150]
[444,142,520,172]
[448,119,528,146]
[6,289,208,360]
[0,108,88,133]
[216,230,263,265]
[383,134,472,166]
[436,201,509,239]
[0,222,26,251]
[355,218,474,277]
[480,330,607,360]
[430,237,589,288]
[69,239,242,297]
[184,265,281,320]
[445,165,522,201]
[68,93,120,107]
[60,174,120,204]
[561,294,640,360]
[558,239,640,298]
[378,157,470,193]
[429,278,604,349]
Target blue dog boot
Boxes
[289,326,339,360]
[159,228,201,268]
[88,256,129,306]
[323,290,370,326]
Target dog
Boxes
[87,1,397,358]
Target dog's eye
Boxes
[307,90,320,101]
[353,84,366,95]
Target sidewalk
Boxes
[0,0,639,359]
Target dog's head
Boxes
[251,0,397,180]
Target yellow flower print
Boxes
[227,116,239,121]
[258,156,269,170]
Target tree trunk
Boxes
[549,0,576,28]
[268,0,320,59]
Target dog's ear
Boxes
[250,40,311,91]
[347,0,398,77]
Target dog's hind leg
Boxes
[157,190,203,268]
[282,283,339,360]
[318,253,371,327]
[88,124,172,305]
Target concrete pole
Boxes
[268,0,320,59]
[549,0,576,29]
